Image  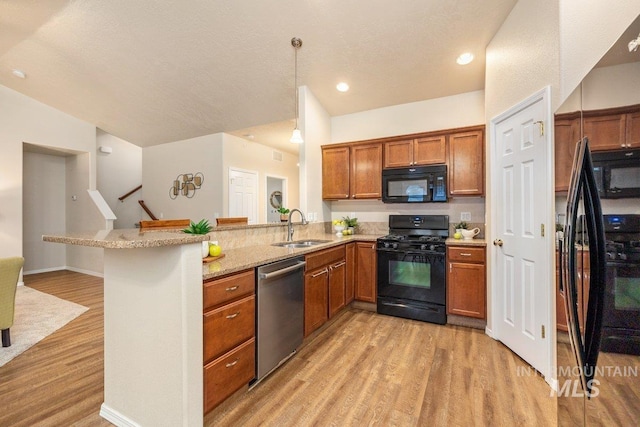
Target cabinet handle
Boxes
[311,268,328,278]
[225,359,238,368]
[225,312,240,319]
[225,285,239,292]
[332,261,346,268]
[459,253,472,257]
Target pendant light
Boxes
[290,37,303,144]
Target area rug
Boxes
[0,286,88,367]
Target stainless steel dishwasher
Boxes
[256,256,306,382]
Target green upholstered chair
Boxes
[0,257,25,347]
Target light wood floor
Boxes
[1,271,556,426]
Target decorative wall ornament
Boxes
[169,172,204,199]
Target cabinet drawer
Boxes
[447,246,485,263]
[306,246,346,272]
[204,269,254,310]
[204,338,255,414]
[204,295,255,363]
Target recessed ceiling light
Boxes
[243,133,254,140]
[456,53,474,65]
[11,69,26,79]
[336,82,349,92]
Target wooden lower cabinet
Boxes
[446,246,486,319]
[345,243,356,304]
[204,338,255,412]
[203,269,256,414]
[355,242,377,303]
[328,260,347,318]
[304,246,346,337]
[304,266,329,337]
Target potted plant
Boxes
[342,216,358,235]
[183,219,213,258]
[277,207,290,222]
[454,221,468,233]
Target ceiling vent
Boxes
[272,150,283,161]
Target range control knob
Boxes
[420,244,428,251]
[392,243,399,249]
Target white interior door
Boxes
[491,88,553,380]
[229,168,258,224]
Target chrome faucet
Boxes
[287,209,307,241]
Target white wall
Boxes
[331,90,485,143]
[23,152,66,273]
[300,86,332,222]
[581,62,640,110]
[222,133,299,223]
[142,134,224,224]
[559,0,640,104]
[0,85,98,273]
[97,129,143,229]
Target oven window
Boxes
[387,179,428,201]
[615,276,640,311]
[389,260,431,288]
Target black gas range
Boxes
[601,214,640,355]
[376,215,449,324]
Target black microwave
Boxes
[381,165,447,203]
[592,148,640,199]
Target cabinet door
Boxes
[446,261,486,319]
[554,118,579,193]
[583,114,627,151]
[414,135,446,165]
[355,242,377,303]
[345,243,356,304]
[328,261,346,318]
[322,146,350,199]
[448,130,484,196]
[304,268,328,337]
[383,139,413,168]
[626,110,640,148]
[350,143,383,199]
[556,250,568,331]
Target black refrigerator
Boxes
[557,137,640,425]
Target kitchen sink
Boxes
[271,239,331,248]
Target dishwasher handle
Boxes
[258,261,306,280]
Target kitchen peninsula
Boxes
[43,226,380,426]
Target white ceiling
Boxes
[4,2,639,155]
[2,0,519,154]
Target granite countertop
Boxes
[445,237,487,247]
[43,228,209,249]
[203,233,380,280]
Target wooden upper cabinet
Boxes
[554,117,579,192]
[322,146,350,199]
[583,114,627,151]
[383,136,446,168]
[626,110,640,148]
[383,139,413,168]
[414,135,447,165]
[350,143,382,199]
[448,130,484,196]
[322,143,382,200]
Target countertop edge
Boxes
[43,231,209,249]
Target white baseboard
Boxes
[22,266,103,278]
[23,266,67,275]
[100,403,140,427]
[65,265,104,278]
[17,281,25,287]
[484,326,495,339]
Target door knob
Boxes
[493,239,504,247]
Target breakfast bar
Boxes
[44,230,208,427]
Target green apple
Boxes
[453,232,462,239]
[209,244,222,257]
